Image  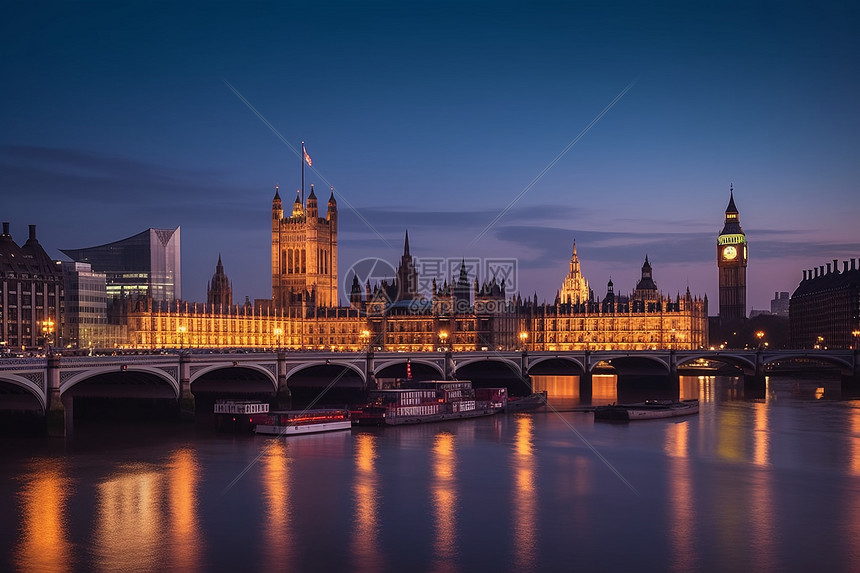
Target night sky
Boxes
[3,1,858,311]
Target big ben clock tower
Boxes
[717,186,747,322]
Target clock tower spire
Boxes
[717,185,747,323]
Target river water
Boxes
[2,374,860,572]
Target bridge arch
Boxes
[286,361,366,384]
[374,358,445,380]
[190,363,278,394]
[454,356,522,378]
[61,365,180,398]
[596,355,671,376]
[761,352,855,374]
[676,353,756,373]
[527,356,586,376]
[0,374,46,412]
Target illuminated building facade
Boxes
[120,239,707,352]
[272,185,338,310]
[61,261,107,350]
[717,188,747,322]
[527,253,709,351]
[0,223,63,351]
[790,258,860,349]
[61,227,181,303]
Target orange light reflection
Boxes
[512,416,537,572]
[167,449,201,572]
[263,440,293,569]
[352,433,382,571]
[15,461,74,573]
[431,432,458,573]
[93,464,163,572]
[665,422,695,572]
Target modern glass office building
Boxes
[61,228,181,303]
[61,262,107,350]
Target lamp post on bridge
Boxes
[852,330,860,351]
[41,318,55,356]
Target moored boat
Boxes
[353,380,506,426]
[214,400,270,432]
[255,408,352,435]
[593,399,699,421]
[505,390,548,412]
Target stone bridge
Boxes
[1,349,857,434]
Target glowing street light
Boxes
[273,327,283,350]
[177,325,187,349]
[852,330,860,350]
[755,330,765,349]
[439,330,449,351]
[41,319,55,355]
[519,331,528,351]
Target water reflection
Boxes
[14,460,74,573]
[678,376,700,402]
[850,405,860,476]
[699,376,715,404]
[591,375,617,404]
[752,403,770,467]
[431,432,458,573]
[167,449,202,572]
[511,416,537,572]
[846,404,860,563]
[93,463,164,572]
[532,375,580,400]
[665,422,695,572]
[747,400,775,569]
[716,407,745,462]
[531,374,618,408]
[352,433,382,571]
[262,440,293,569]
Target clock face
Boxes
[723,245,738,260]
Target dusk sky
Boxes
[3,1,858,312]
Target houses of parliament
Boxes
[118,187,710,351]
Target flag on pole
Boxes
[303,144,312,167]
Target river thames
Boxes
[3,374,860,572]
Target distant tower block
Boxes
[717,186,748,322]
[271,184,338,309]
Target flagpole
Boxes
[301,141,305,208]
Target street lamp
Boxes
[41,319,55,355]
[273,327,283,350]
[177,325,187,349]
[755,330,765,349]
[439,330,449,351]
[852,330,860,351]
[519,331,528,351]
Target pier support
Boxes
[276,351,291,408]
[179,353,194,419]
[579,371,593,404]
[841,353,860,398]
[744,350,767,398]
[45,354,65,436]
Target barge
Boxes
[353,380,507,426]
[593,399,699,421]
[255,408,353,435]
